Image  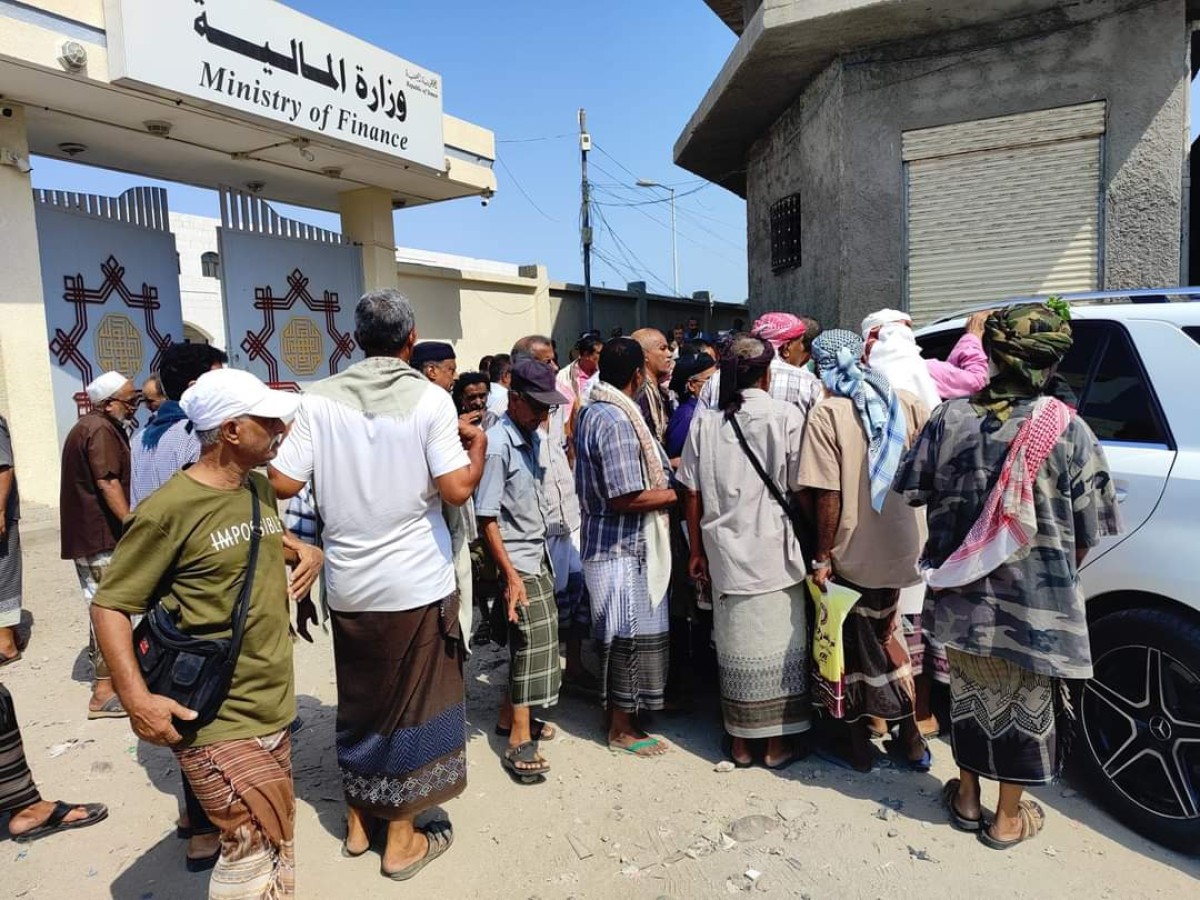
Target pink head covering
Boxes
[752,312,806,350]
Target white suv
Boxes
[916,290,1200,853]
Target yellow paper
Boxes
[807,578,862,685]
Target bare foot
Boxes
[8,801,92,836]
[0,626,19,659]
[729,736,753,766]
[954,781,983,821]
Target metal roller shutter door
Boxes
[903,102,1105,324]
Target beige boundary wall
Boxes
[397,258,746,369]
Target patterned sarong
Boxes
[508,567,561,708]
[331,594,467,819]
[175,729,295,899]
[583,555,669,713]
[0,523,21,629]
[713,585,811,739]
[0,685,39,814]
[839,584,916,723]
[948,648,1063,785]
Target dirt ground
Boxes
[3,504,1198,899]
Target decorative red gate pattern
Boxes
[239,268,356,393]
[47,254,175,416]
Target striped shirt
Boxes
[574,402,670,562]
[700,357,824,420]
[129,421,200,510]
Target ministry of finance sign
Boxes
[104,0,445,171]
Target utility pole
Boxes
[579,108,594,333]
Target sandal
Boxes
[721,734,753,768]
[381,821,454,881]
[503,741,550,783]
[978,799,1046,850]
[494,719,556,742]
[0,650,21,669]
[942,779,983,832]
[87,695,127,720]
[12,801,108,843]
[609,735,669,758]
[883,738,933,773]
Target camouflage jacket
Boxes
[894,397,1120,679]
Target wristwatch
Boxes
[811,559,832,571]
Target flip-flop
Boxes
[186,848,221,872]
[978,799,1046,850]
[942,779,983,832]
[381,821,454,881]
[12,801,108,843]
[0,651,21,668]
[87,695,127,720]
[503,741,550,783]
[813,745,881,774]
[883,738,934,773]
[609,736,669,758]
[494,719,556,742]
[721,734,754,769]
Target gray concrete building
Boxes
[676,0,1196,327]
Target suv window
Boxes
[918,320,1171,447]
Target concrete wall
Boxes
[745,0,1189,329]
[171,213,225,348]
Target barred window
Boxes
[201,251,220,279]
[770,194,801,272]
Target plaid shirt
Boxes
[574,402,669,561]
[129,420,200,511]
[700,357,823,420]
[283,486,320,545]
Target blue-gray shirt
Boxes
[476,414,549,576]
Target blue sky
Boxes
[31,1,749,301]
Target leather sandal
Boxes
[978,798,1046,850]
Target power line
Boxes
[496,157,560,222]
[593,205,677,296]
[496,133,573,144]
[591,183,745,266]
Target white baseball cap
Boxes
[85,371,130,405]
[180,368,300,431]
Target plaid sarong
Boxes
[175,729,295,899]
[508,567,561,708]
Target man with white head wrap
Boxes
[861,309,990,402]
[58,371,139,719]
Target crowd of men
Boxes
[0,289,1119,897]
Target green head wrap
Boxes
[971,302,1074,423]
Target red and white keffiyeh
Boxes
[923,397,1074,589]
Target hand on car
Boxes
[966,310,991,338]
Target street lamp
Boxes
[636,179,678,296]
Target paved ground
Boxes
[3,505,1198,898]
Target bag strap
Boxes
[227,484,262,659]
[726,413,805,535]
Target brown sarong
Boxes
[839,583,916,724]
[175,729,295,899]
[331,593,467,819]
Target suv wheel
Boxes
[1076,608,1200,852]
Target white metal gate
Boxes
[217,187,363,391]
[34,187,184,443]
[903,101,1106,324]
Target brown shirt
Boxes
[60,411,130,560]
[797,390,929,590]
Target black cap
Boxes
[669,351,716,396]
[411,341,455,367]
[510,360,569,407]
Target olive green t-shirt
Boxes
[93,470,294,747]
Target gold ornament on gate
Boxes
[95,313,144,376]
[281,317,325,376]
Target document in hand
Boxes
[807,578,862,719]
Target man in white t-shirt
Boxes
[269,289,484,882]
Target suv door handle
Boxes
[1114,481,1129,503]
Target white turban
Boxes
[860,308,911,339]
[181,369,299,431]
[85,371,129,405]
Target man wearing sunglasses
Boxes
[58,371,139,720]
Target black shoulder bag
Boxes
[726,414,812,558]
[132,486,261,732]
